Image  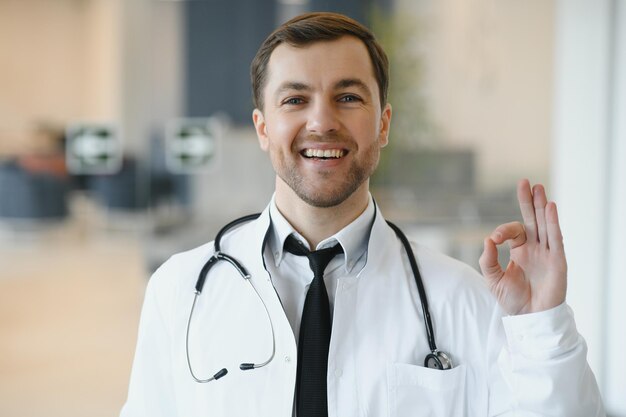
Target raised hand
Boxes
[478,179,568,315]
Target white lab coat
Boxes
[121,204,605,417]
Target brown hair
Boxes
[250,12,389,110]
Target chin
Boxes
[294,183,363,209]
[276,159,373,209]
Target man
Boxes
[121,12,605,416]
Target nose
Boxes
[305,100,340,134]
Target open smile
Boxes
[300,148,347,160]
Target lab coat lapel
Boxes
[202,207,297,417]
[229,206,297,348]
[361,202,401,277]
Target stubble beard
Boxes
[274,138,380,208]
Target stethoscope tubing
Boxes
[186,250,276,382]
[186,211,451,382]
[386,220,438,353]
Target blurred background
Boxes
[0,0,624,415]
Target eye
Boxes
[282,97,305,105]
[338,94,362,103]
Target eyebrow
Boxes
[333,78,372,98]
[274,78,372,99]
[276,82,311,95]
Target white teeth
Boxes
[303,149,345,158]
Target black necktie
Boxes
[283,235,343,417]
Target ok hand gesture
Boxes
[479,179,568,315]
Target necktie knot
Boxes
[283,235,344,278]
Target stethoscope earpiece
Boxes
[214,368,228,380]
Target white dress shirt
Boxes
[265,195,375,339]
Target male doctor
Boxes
[121,12,605,417]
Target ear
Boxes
[253,108,269,151]
[378,103,392,148]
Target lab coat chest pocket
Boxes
[387,363,467,417]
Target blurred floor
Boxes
[0,217,146,417]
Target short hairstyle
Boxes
[250,12,389,111]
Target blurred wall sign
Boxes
[166,118,217,174]
[66,123,122,174]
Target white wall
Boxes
[398,0,555,191]
[605,1,626,412]
[0,0,124,153]
[553,0,626,414]
[0,1,89,145]
[82,0,123,123]
[0,0,183,156]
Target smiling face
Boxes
[253,36,392,209]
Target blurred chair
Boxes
[88,158,149,211]
[0,160,70,220]
[148,135,190,208]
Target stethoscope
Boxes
[186,212,453,383]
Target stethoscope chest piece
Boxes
[425,350,453,370]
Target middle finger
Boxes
[533,184,548,246]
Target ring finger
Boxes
[517,179,538,243]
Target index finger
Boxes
[517,179,538,243]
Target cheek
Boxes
[355,121,381,147]
[266,115,301,147]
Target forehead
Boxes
[264,36,378,95]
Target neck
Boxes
[274,180,370,249]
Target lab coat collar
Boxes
[227,198,397,283]
[358,200,398,277]
[217,204,273,281]
[267,194,375,274]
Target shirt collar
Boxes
[268,194,375,273]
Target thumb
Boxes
[479,237,504,283]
